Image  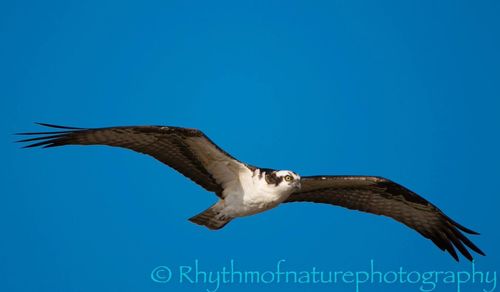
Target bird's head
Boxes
[265,170,301,191]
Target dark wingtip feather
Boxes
[447,245,460,262]
[34,122,83,130]
[454,224,480,235]
[449,233,474,262]
[21,139,55,148]
[16,122,83,135]
[16,130,72,135]
[434,230,460,262]
[16,134,67,143]
[451,227,486,256]
[445,215,480,235]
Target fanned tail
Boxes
[189,202,232,230]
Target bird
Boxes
[17,122,484,262]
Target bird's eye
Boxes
[284,175,293,182]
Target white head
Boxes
[265,170,301,192]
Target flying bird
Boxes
[17,123,484,262]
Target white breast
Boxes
[221,169,293,218]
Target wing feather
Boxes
[285,175,484,261]
[17,123,249,197]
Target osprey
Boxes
[18,123,484,262]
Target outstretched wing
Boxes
[17,123,251,197]
[285,175,484,261]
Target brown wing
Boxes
[17,123,251,197]
[285,175,484,261]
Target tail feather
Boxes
[189,203,232,230]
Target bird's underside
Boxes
[17,123,485,262]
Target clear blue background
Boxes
[1,1,499,291]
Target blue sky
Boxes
[1,1,499,291]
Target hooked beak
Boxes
[293,181,301,190]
